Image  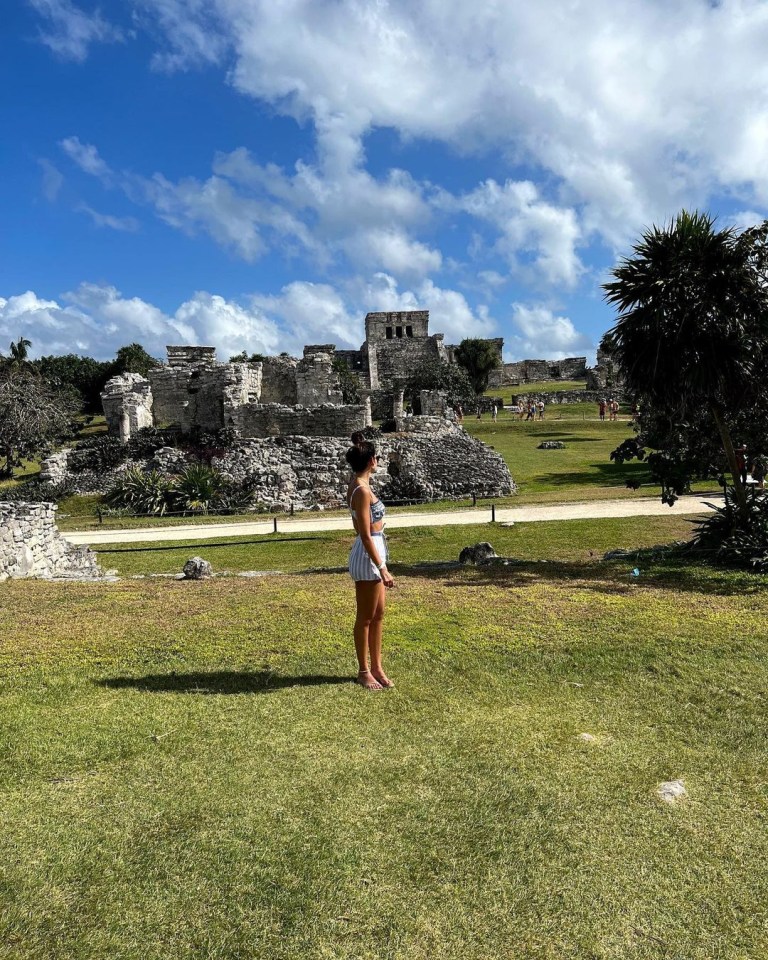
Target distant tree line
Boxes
[0,339,162,477]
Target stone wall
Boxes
[335,348,367,377]
[508,390,624,406]
[237,404,366,439]
[295,351,344,406]
[259,356,298,404]
[382,427,515,502]
[365,310,430,342]
[418,390,448,417]
[488,356,587,387]
[0,502,102,581]
[101,373,154,437]
[368,336,444,390]
[167,346,217,367]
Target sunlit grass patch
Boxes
[2,555,768,958]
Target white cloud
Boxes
[38,159,64,202]
[175,292,280,359]
[64,282,194,343]
[136,0,768,248]
[251,282,360,354]
[0,284,322,361]
[343,228,442,278]
[440,179,583,288]
[0,285,191,359]
[29,0,123,62]
[66,141,438,278]
[60,136,112,181]
[77,204,139,232]
[727,209,766,232]
[135,172,269,260]
[134,0,227,72]
[507,303,591,360]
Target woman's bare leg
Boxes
[368,584,393,687]
[354,581,383,689]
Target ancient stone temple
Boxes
[101,345,367,442]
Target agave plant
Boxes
[104,467,173,516]
[170,463,225,514]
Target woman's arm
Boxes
[354,487,394,586]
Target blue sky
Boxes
[3,0,768,363]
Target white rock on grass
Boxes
[577,733,596,743]
[658,779,687,803]
[182,557,213,580]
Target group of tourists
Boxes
[516,399,545,420]
[598,398,620,421]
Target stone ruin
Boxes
[98,311,613,445]
[101,344,367,443]
[487,356,588,388]
[585,340,625,393]
[0,502,102,581]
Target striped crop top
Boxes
[349,486,386,524]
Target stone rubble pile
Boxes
[0,502,103,581]
[40,423,516,511]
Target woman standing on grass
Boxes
[346,434,395,691]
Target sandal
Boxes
[357,669,383,691]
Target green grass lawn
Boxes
[463,411,652,500]
[2,516,768,959]
[93,513,700,578]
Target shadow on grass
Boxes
[98,670,354,694]
[396,557,768,598]
[532,464,648,488]
[529,432,607,442]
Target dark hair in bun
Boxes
[346,434,377,473]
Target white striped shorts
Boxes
[349,533,387,582]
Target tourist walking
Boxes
[598,399,606,421]
[492,402,498,422]
[347,434,395,691]
[537,400,545,420]
[735,445,749,485]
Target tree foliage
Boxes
[112,343,162,378]
[603,211,768,514]
[331,357,362,404]
[404,358,475,411]
[33,354,114,412]
[0,370,80,477]
[454,339,501,395]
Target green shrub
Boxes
[104,468,174,516]
[690,487,768,570]
[69,436,126,472]
[170,464,225,514]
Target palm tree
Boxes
[603,210,768,518]
[8,337,32,371]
